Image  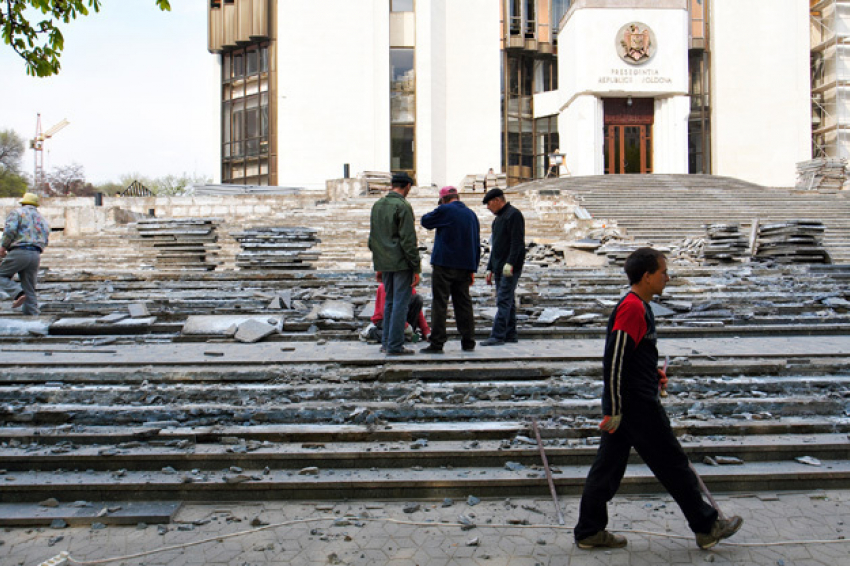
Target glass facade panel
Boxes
[222,42,271,185]
[391,126,415,171]
[391,46,415,180]
[688,50,710,173]
[391,0,414,12]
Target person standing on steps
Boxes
[368,173,421,356]
[481,188,525,346]
[0,192,49,316]
[574,247,743,550]
[420,186,480,354]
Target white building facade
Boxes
[207,0,812,189]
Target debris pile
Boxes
[524,242,566,267]
[667,237,705,264]
[231,227,321,270]
[754,220,831,264]
[796,158,848,191]
[133,218,221,271]
[702,223,749,263]
[459,170,507,192]
[360,171,392,193]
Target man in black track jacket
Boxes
[574,247,743,551]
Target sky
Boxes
[0,0,218,185]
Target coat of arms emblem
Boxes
[617,22,656,65]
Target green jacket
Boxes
[368,191,421,273]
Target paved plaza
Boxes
[3,489,849,566]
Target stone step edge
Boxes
[1,460,848,502]
[1,419,847,444]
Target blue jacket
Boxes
[421,200,481,272]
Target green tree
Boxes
[1,1,171,77]
[0,129,29,197]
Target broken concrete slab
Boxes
[0,318,50,337]
[128,303,150,318]
[234,319,279,343]
[537,308,575,324]
[650,302,677,317]
[318,301,354,321]
[181,315,283,336]
[97,313,130,324]
[358,301,376,320]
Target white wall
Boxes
[558,3,689,174]
[417,0,501,188]
[276,0,390,189]
[711,0,811,187]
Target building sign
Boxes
[598,67,672,85]
[616,22,656,65]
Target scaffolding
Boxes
[811,0,850,160]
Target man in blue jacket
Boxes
[481,188,525,346]
[420,186,481,353]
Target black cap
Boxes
[482,188,504,204]
[391,172,414,186]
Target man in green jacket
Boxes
[368,173,421,355]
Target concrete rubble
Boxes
[0,174,848,537]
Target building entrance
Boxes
[603,98,654,174]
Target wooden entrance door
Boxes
[603,98,654,174]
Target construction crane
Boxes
[30,114,70,194]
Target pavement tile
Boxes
[6,492,850,566]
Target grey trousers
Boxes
[0,249,41,315]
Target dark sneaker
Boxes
[696,516,743,549]
[420,344,444,354]
[386,348,415,356]
[480,338,505,347]
[505,336,519,343]
[461,341,476,351]
[576,530,627,549]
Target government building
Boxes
[206,1,817,189]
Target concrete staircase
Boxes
[529,174,850,263]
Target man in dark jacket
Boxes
[481,188,525,346]
[420,186,481,353]
[574,247,742,550]
[368,173,421,356]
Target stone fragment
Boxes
[402,503,420,514]
[504,462,525,472]
[318,301,354,321]
[457,515,476,530]
[466,537,480,546]
[714,456,743,465]
[537,308,575,324]
[795,456,822,467]
[650,302,677,317]
[97,313,130,324]
[235,319,278,343]
[467,495,481,506]
[128,303,150,318]
[40,498,60,507]
[299,467,320,476]
[50,519,68,529]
